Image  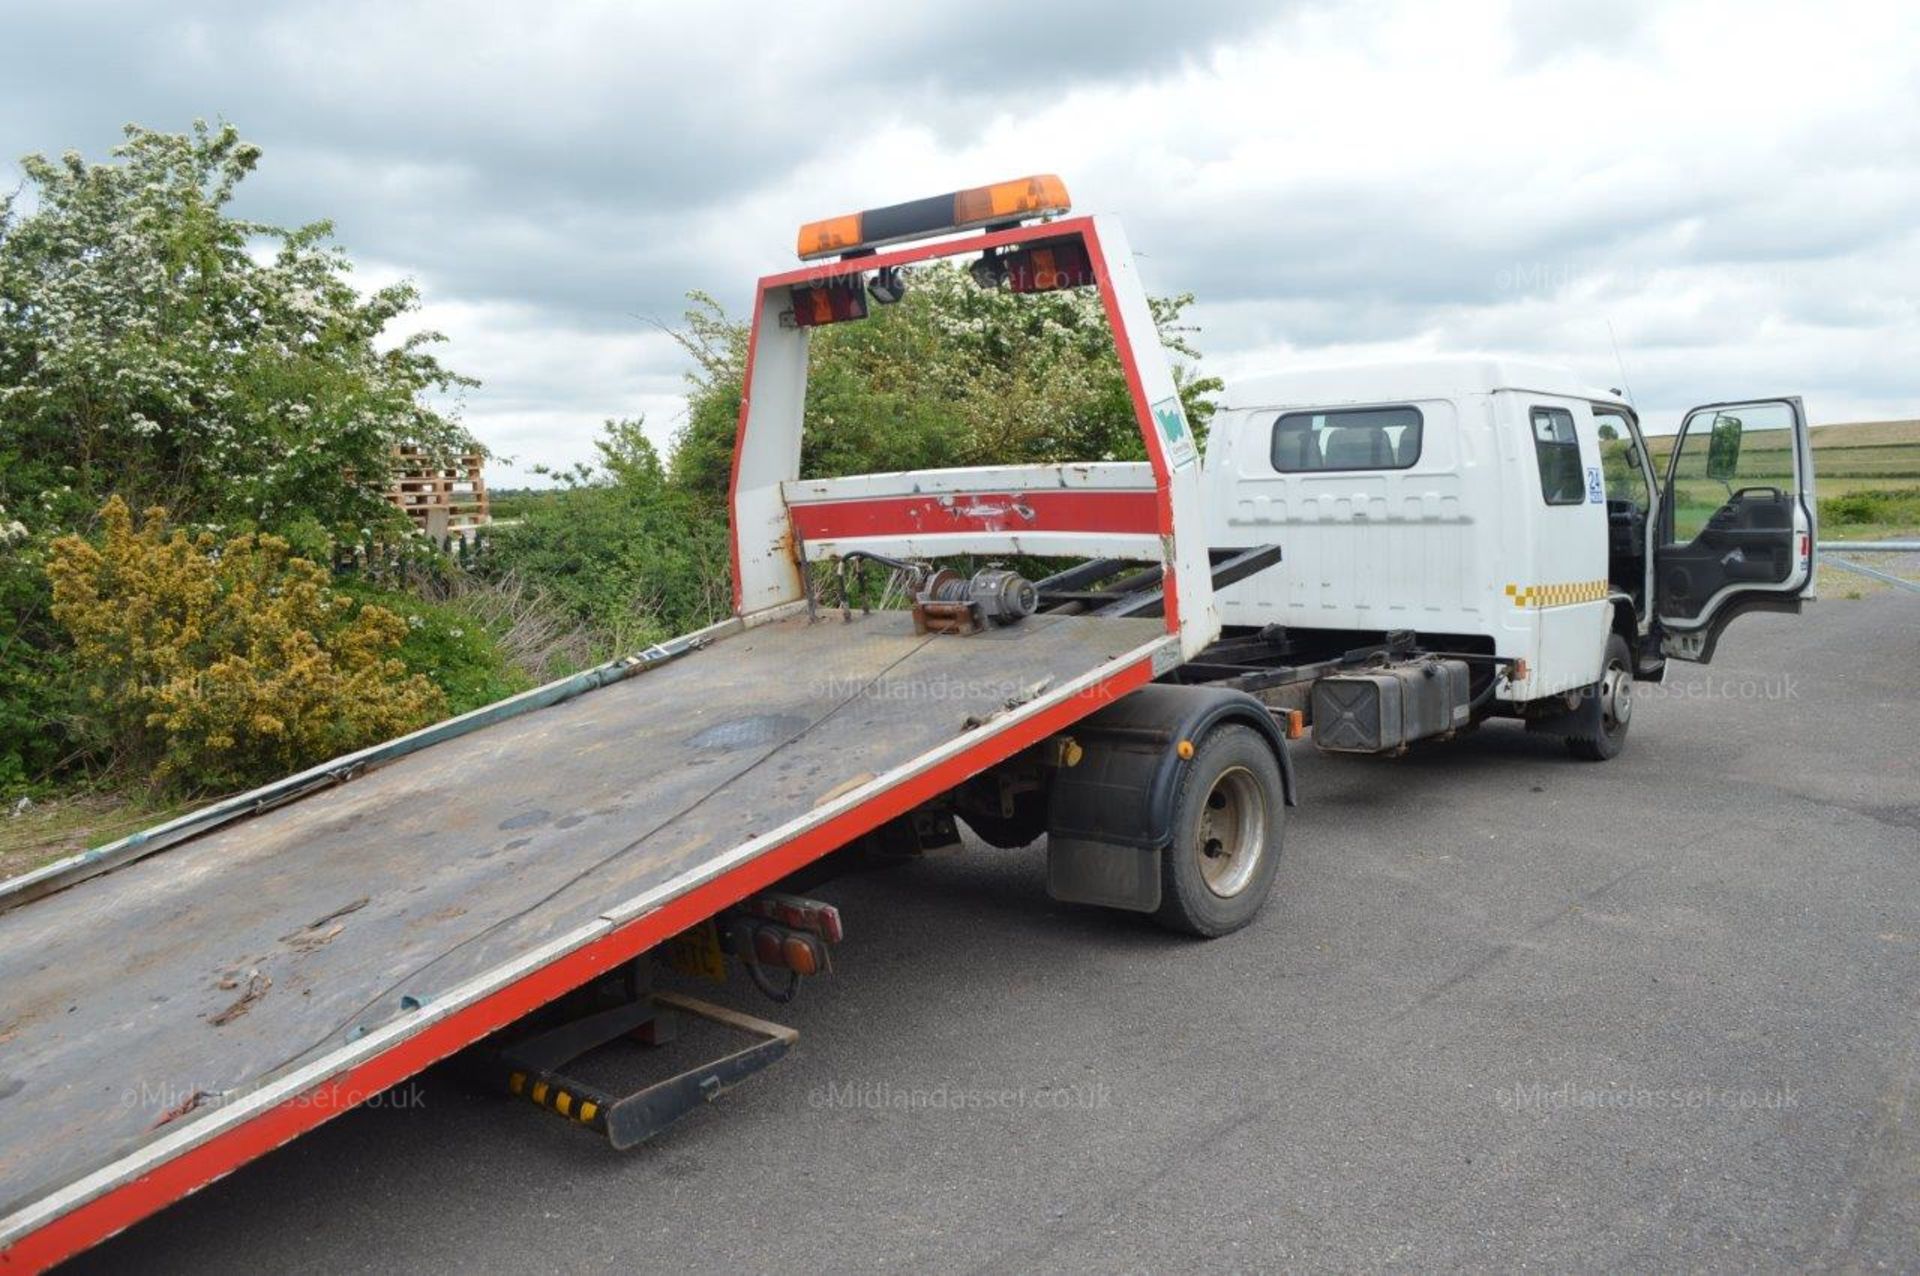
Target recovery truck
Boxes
[0,176,1298,1271]
[1182,361,1818,760]
[0,174,1822,1270]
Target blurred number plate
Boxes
[664,920,727,982]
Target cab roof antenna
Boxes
[1607,319,1637,407]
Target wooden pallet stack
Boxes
[388,446,489,537]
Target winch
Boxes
[912,566,1038,635]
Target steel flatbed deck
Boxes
[0,608,1169,1266]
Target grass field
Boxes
[1630,418,1920,541]
[1778,419,1917,594]
[0,791,194,880]
[1645,415,1916,454]
[1802,419,1920,539]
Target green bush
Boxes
[487,419,730,652]
[0,505,76,795]
[0,122,477,533]
[1819,487,1920,528]
[0,119,492,798]
[486,489,562,521]
[340,582,535,716]
[47,498,447,793]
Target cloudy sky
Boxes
[4,0,1917,483]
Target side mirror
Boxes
[1705,414,1742,481]
[1624,443,1641,472]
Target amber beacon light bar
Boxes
[795,174,1072,260]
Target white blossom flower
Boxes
[0,505,26,545]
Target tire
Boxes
[1566,632,1634,761]
[1153,724,1286,937]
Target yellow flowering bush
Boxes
[47,498,445,791]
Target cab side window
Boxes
[1530,406,1584,505]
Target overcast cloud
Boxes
[3,0,1916,482]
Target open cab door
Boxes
[1654,397,1816,663]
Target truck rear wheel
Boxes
[1154,725,1285,937]
[1565,633,1634,761]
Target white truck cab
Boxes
[1196,358,1817,759]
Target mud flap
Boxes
[1047,838,1162,912]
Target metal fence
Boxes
[1818,540,1920,595]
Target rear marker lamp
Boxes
[781,934,824,976]
[1002,238,1096,294]
[790,278,868,327]
[741,923,828,975]
[796,173,1072,260]
[739,893,844,944]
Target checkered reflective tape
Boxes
[1505,580,1609,608]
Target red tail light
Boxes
[790,279,869,327]
[1003,238,1096,294]
[740,893,843,944]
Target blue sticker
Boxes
[1586,466,1605,503]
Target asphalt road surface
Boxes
[75,592,1919,1273]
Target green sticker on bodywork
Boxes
[1151,395,1198,468]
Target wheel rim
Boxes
[1196,765,1266,898]
[1600,659,1633,734]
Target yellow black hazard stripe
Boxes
[510,1069,603,1128]
[1505,580,1609,609]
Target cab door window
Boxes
[1594,409,1649,511]
[1664,403,1798,544]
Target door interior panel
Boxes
[1658,487,1794,620]
[1606,497,1646,598]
